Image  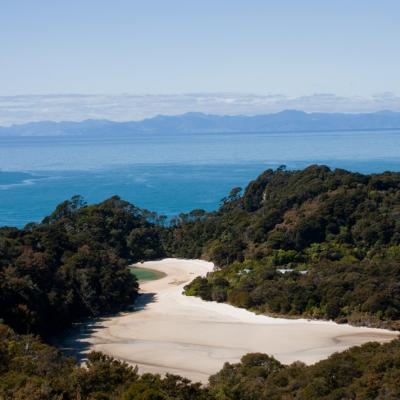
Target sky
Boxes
[1,1,400,123]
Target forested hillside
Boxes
[0,195,164,336]
[3,166,400,335]
[168,165,400,328]
[1,165,400,398]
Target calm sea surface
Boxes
[1,130,400,227]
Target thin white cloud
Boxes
[0,93,400,126]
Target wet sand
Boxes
[69,258,398,383]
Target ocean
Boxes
[1,129,400,227]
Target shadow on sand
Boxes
[54,292,156,362]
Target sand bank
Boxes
[71,258,398,383]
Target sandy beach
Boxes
[71,258,398,383]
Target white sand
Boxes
[76,258,398,383]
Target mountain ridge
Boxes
[2,110,400,136]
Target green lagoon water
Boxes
[130,267,166,281]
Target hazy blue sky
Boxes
[1,1,399,97]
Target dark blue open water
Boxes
[1,130,400,227]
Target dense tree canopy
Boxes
[2,166,400,334]
[167,165,400,263]
[0,196,165,336]
[178,166,400,328]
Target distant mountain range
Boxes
[1,110,400,136]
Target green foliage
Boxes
[2,165,400,398]
[168,165,400,263]
[178,166,400,328]
[0,196,165,336]
[185,256,400,328]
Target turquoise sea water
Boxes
[1,130,400,227]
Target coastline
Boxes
[67,258,398,383]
